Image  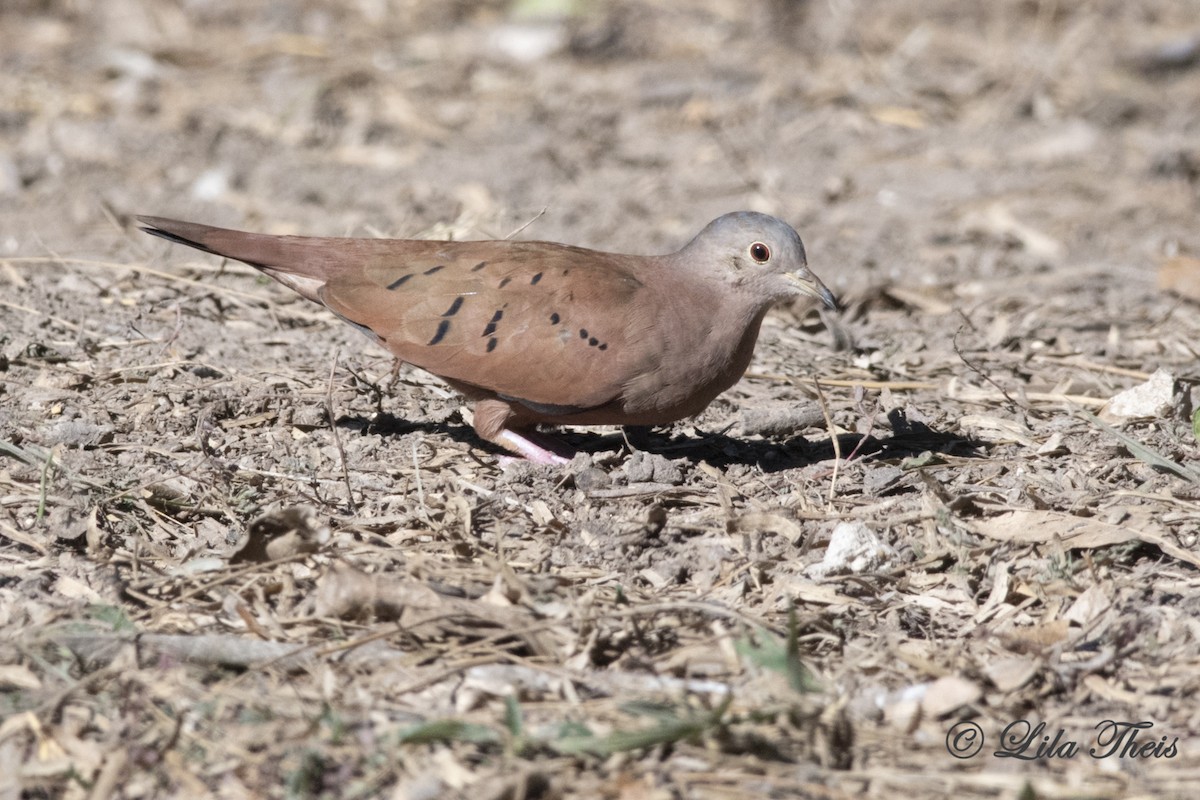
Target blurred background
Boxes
[2,0,1197,301]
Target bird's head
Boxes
[683,211,837,311]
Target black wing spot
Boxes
[471,261,488,272]
[499,276,512,288]
[441,297,464,317]
[530,272,543,285]
[550,312,560,324]
[599,343,608,351]
[482,309,503,337]
[486,337,498,353]
[423,265,445,276]
[428,319,451,345]
[579,328,588,339]
[386,274,413,290]
[588,337,599,346]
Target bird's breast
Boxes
[618,292,769,422]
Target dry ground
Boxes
[3,1,1200,798]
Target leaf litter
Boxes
[3,0,1200,798]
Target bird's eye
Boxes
[749,242,770,263]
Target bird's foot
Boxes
[495,430,573,465]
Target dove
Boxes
[138,212,836,464]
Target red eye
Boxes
[749,242,770,263]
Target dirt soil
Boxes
[3,0,1200,798]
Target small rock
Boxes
[190,168,230,201]
[574,466,611,492]
[806,521,892,578]
[920,675,982,719]
[489,23,564,62]
[620,451,683,485]
[1101,367,1178,420]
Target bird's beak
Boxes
[786,269,838,310]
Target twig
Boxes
[325,349,357,513]
[36,445,58,523]
[49,631,315,670]
[812,379,840,508]
[0,439,38,466]
[1030,355,1152,381]
[411,438,428,517]
[229,467,347,487]
[505,208,547,240]
[952,319,1022,410]
[844,387,877,463]
[745,372,937,391]
[947,382,1107,407]
[0,520,48,555]
[1,438,106,490]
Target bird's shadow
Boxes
[597,406,985,472]
[336,407,984,473]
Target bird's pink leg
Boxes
[496,429,573,465]
[469,397,574,465]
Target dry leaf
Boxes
[970,508,1200,568]
[1063,584,1112,626]
[983,656,1039,692]
[733,512,806,544]
[0,664,41,691]
[882,285,953,315]
[958,414,1037,446]
[1158,255,1200,303]
[232,506,329,563]
[773,575,864,607]
[315,564,442,621]
[920,675,982,718]
[1001,619,1071,654]
[54,575,103,603]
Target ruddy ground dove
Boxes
[138,212,836,464]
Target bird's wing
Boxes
[322,239,659,411]
[138,217,660,411]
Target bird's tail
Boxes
[137,215,331,303]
